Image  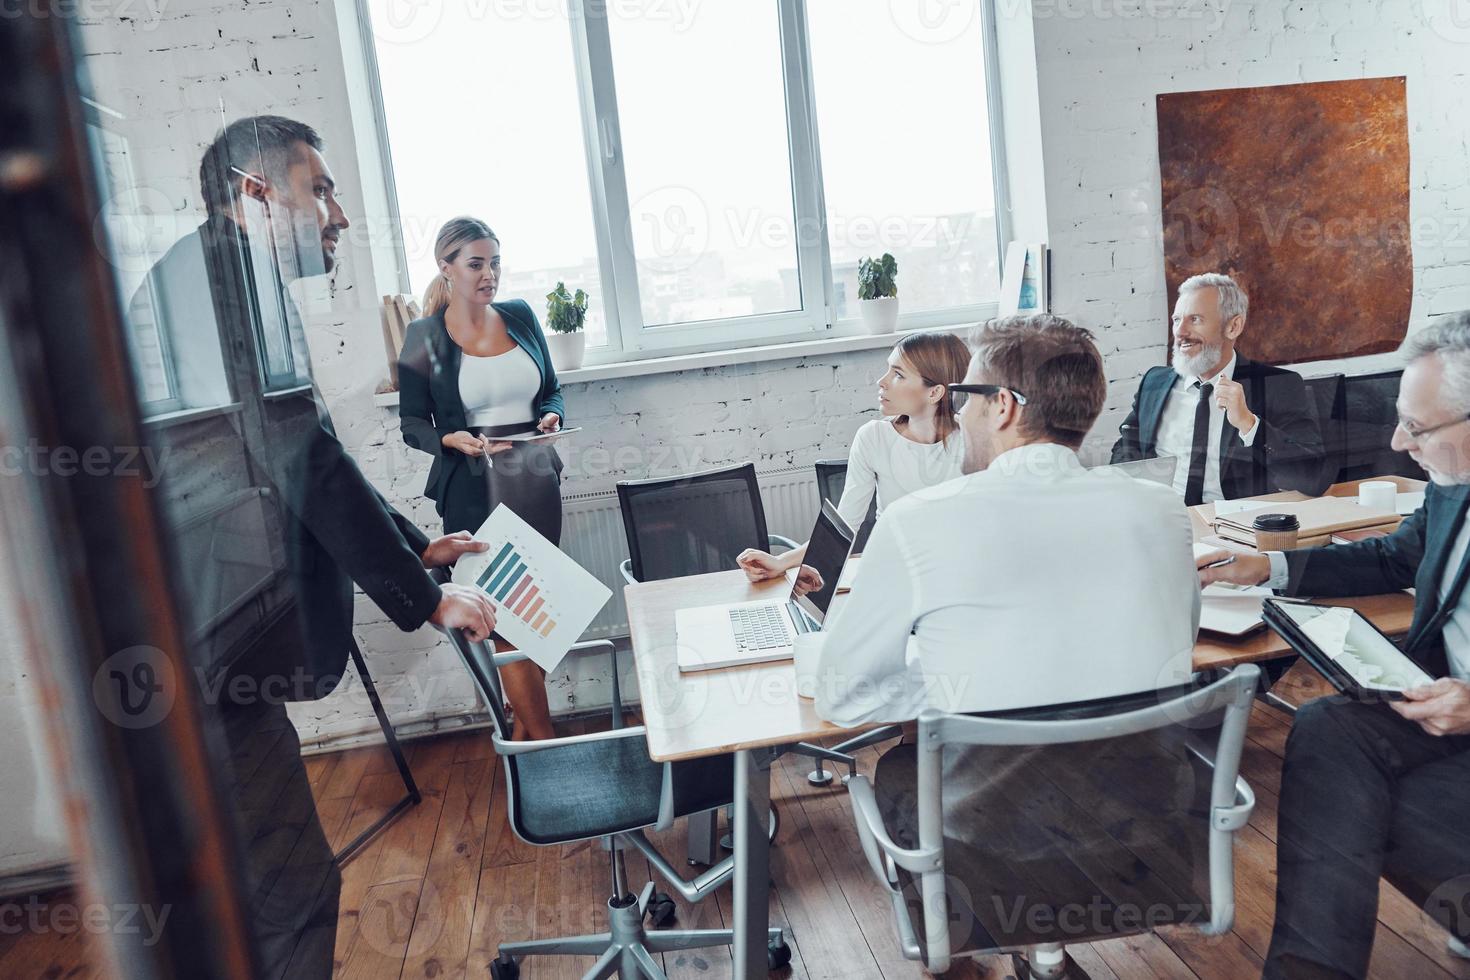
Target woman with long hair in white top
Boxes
[737,330,971,582]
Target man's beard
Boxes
[1173,341,1223,380]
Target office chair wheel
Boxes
[767,939,793,970]
[720,804,781,850]
[489,953,520,980]
[646,892,677,928]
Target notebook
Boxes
[1213,496,1401,550]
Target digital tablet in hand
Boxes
[497,427,581,442]
[1262,598,1434,699]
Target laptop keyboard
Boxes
[729,604,794,652]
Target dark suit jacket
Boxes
[1282,483,1470,678]
[397,302,566,533]
[1110,355,1328,498]
[137,215,442,698]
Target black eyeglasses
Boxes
[947,383,1028,405]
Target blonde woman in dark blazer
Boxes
[398,217,566,740]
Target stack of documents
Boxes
[1213,496,1401,550]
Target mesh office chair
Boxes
[1302,373,1345,492]
[1341,369,1426,483]
[616,462,798,585]
[846,666,1259,978]
[430,581,793,979]
[813,459,878,553]
[616,462,849,857]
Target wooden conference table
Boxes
[624,473,1423,978]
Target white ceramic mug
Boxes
[1359,480,1396,512]
[792,632,828,701]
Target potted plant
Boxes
[857,253,899,334]
[545,281,589,371]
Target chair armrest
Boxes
[768,534,799,552]
[620,558,637,585]
[846,775,942,889]
[1212,776,1256,832]
[491,723,649,756]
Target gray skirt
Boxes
[458,423,564,546]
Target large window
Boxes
[365,0,1006,365]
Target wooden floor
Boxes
[4,690,1470,979]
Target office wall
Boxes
[1018,0,1470,454]
[68,0,1469,747]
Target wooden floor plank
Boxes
[400,758,496,980]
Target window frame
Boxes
[361,0,1012,368]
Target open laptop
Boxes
[1096,454,1178,487]
[675,501,856,672]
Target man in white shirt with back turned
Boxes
[815,314,1200,725]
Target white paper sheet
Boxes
[450,504,612,671]
[1212,499,1273,517]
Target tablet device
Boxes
[496,426,581,442]
[1262,598,1434,699]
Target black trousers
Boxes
[219,699,340,980]
[1265,696,1470,979]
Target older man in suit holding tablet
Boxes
[1200,312,1470,979]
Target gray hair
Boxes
[1402,312,1470,411]
[1179,273,1249,325]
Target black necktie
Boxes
[1184,382,1213,507]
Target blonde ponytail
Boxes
[424,216,500,318]
[422,275,452,318]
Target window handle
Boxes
[600,117,618,163]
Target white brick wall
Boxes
[68,0,1470,748]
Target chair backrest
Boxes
[1303,373,1345,489]
[617,462,771,582]
[1341,369,1426,482]
[896,666,1259,973]
[813,458,878,552]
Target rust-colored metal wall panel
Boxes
[1157,77,1411,364]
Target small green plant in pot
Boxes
[857,253,899,334]
[545,282,589,371]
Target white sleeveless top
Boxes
[458,344,540,428]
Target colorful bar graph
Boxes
[473,540,559,638]
[476,542,515,590]
[505,574,532,607]
[522,595,544,624]
[513,585,539,617]
[494,561,526,601]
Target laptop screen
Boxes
[790,500,855,624]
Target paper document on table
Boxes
[1397,491,1425,515]
[451,504,611,671]
[1200,585,1266,636]
[1213,499,1273,517]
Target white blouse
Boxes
[834,418,967,531]
[459,344,540,428]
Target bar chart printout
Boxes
[451,505,613,671]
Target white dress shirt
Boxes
[833,418,966,531]
[1155,352,1260,503]
[1266,510,1470,680]
[815,443,1201,725]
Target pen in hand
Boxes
[1202,555,1237,570]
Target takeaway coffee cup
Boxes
[793,632,827,700]
[1253,513,1301,551]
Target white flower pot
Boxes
[858,296,900,335]
[546,330,586,372]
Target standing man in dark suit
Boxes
[1199,312,1470,979]
[133,116,498,978]
[1111,273,1327,502]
